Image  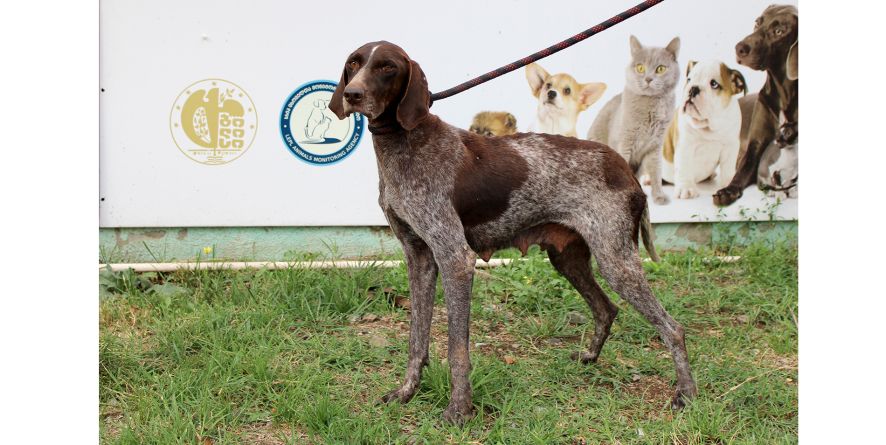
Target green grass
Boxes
[99,242,798,444]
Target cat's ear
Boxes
[578,82,607,111]
[525,63,550,98]
[685,60,697,78]
[665,37,680,59]
[629,35,643,57]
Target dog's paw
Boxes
[640,174,652,186]
[381,385,416,405]
[713,186,742,207]
[670,384,698,410]
[652,193,670,205]
[674,185,700,200]
[442,400,476,425]
[570,350,599,364]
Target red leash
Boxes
[429,0,666,103]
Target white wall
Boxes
[99,0,798,227]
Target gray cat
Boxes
[587,35,681,205]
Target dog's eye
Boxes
[655,65,667,74]
[635,64,646,74]
[710,79,720,89]
[774,27,784,36]
[381,65,395,73]
[348,60,359,70]
[563,87,571,95]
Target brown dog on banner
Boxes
[714,4,798,206]
[329,41,696,424]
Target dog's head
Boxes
[680,61,746,127]
[525,63,606,118]
[329,41,430,130]
[469,111,518,137]
[735,4,798,72]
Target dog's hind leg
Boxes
[579,223,697,409]
[546,241,618,364]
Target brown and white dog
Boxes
[661,61,747,199]
[329,41,696,425]
[525,62,606,137]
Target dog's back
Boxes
[455,128,648,257]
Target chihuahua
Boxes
[525,63,606,137]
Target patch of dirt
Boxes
[758,348,798,370]
[624,375,673,407]
[101,409,124,441]
[235,422,309,445]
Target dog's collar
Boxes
[368,121,405,135]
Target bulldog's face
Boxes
[680,61,747,128]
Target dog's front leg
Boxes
[435,243,477,425]
[381,212,438,405]
[714,96,777,206]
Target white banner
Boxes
[99,0,798,227]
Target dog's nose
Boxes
[547,90,557,100]
[343,86,364,104]
[736,42,751,58]
[689,86,700,98]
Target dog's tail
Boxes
[640,203,660,263]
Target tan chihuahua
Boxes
[525,63,606,137]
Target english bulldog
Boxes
[662,61,747,199]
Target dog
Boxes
[764,140,798,199]
[469,111,518,137]
[329,41,696,424]
[661,61,747,199]
[713,4,797,206]
[525,62,606,137]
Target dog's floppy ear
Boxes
[685,60,697,78]
[328,65,348,120]
[729,67,748,96]
[665,36,680,60]
[396,59,430,131]
[786,41,798,80]
[578,82,607,111]
[525,63,550,98]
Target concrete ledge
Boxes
[99,222,797,263]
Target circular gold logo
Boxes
[170,79,258,165]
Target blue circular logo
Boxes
[279,80,365,165]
